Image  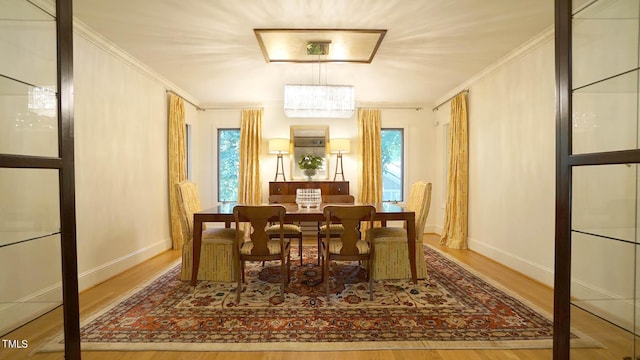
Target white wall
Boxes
[193,104,438,229]
[73,32,176,290]
[435,30,556,286]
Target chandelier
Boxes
[284,84,355,118]
[283,41,355,118]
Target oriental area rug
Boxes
[40,245,598,352]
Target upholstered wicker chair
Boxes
[321,205,376,301]
[316,195,355,265]
[177,180,238,282]
[234,205,291,303]
[368,181,432,280]
[266,195,303,265]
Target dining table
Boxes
[190,202,417,286]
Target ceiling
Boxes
[72,0,554,108]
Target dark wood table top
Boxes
[190,202,417,285]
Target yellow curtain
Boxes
[168,93,187,249]
[357,108,383,204]
[238,109,263,205]
[440,93,469,249]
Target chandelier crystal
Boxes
[284,84,355,118]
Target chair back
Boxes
[406,181,432,240]
[324,205,375,255]
[321,195,355,204]
[234,205,286,256]
[176,180,203,242]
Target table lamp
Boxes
[330,138,350,181]
[269,138,289,181]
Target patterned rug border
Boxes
[36,245,602,353]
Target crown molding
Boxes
[433,26,554,107]
[31,0,200,108]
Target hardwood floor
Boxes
[0,234,629,359]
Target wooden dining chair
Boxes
[233,205,291,303]
[321,205,376,301]
[266,195,304,265]
[316,195,355,265]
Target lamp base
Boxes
[274,154,286,181]
[333,153,345,181]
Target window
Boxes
[381,128,404,202]
[217,129,240,202]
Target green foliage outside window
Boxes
[381,129,403,202]
[381,129,402,174]
[218,129,240,202]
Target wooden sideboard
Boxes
[269,181,349,196]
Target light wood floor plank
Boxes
[0,234,627,359]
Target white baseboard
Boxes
[0,238,172,337]
[425,224,441,235]
[78,238,172,292]
[467,236,554,288]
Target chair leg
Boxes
[319,242,325,283]
[324,253,331,302]
[241,261,246,284]
[280,257,286,302]
[316,232,322,266]
[287,253,291,283]
[298,235,303,266]
[368,258,374,301]
[236,259,243,304]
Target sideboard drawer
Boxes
[269,181,349,196]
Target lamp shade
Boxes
[268,138,289,154]
[330,138,350,153]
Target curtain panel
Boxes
[357,108,383,203]
[440,93,469,249]
[238,109,263,205]
[168,93,187,249]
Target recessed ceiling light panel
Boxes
[254,29,386,63]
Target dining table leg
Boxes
[406,212,417,283]
[190,217,203,286]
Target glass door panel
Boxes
[0,234,62,336]
[572,70,638,154]
[572,0,639,89]
[0,0,56,87]
[569,0,639,358]
[571,164,638,357]
[0,0,66,341]
[0,168,61,246]
[0,168,61,335]
[0,76,58,157]
[572,164,636,241]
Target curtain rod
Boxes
[358,105,423,111]
[201,105,264,110]
[165,90,204,111]
[432,89,469,112]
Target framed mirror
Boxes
[290,125,329,180]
